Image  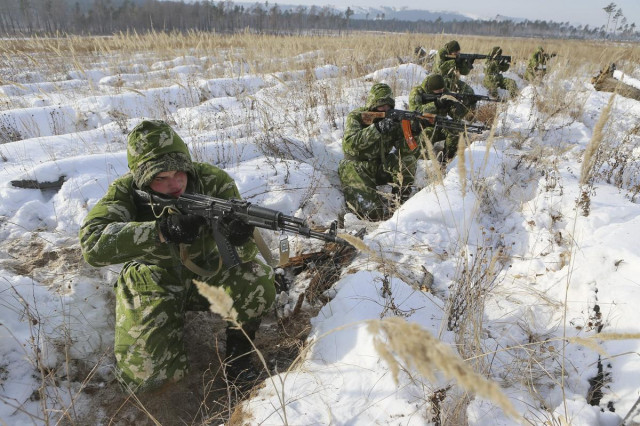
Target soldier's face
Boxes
[376,104,392,112]
[150,170,188,198]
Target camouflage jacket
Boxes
[342,107,408,163]
[484,58,510,76]
[433,47,473,77]
[80,120,257,271]
[528,49,551,71]
[408,86,466,120]
[79,165,258,270]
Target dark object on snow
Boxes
[592,63,640,101]
[11,175,66,191]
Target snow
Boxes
[1,45,640,425]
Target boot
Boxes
[224,322,260,386]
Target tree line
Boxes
[0,0,637,40]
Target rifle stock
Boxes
[135,190,348,268]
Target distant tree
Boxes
[603,2,616,34]
[613,8,623,35]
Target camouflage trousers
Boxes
[483,74,518,98]
[524,68,545,82]
[114,258,275,392]
[338,153,417,221]
[445,78,476,110]
[420,126,460,161]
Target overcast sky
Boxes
[279,0,639,28]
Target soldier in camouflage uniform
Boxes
[482,46,518,98]
[338,83,419,221]
[408,74,467,162]
[433,40,476,109]
[524,46,556,82]
[79,120,275,392]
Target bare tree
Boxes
[612,8,623,35]
[603,2,616,35]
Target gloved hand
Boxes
[158,214,206,244]
[218,216,254,246]
[435,94,458,109]
[374,117,395,134]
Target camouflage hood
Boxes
[422,74,445,92]
[127,120,195,190]
[445,40,461,54]
[365,83,395,110]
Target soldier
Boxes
[79,120,276,392]
[432,40,476,109]
[524,46,556,82]
[408,73,467,162]
[338,83,419,221]
[482,46,518,98]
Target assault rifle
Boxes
[459,53,511,63]
[135,190,348,268]
[422,92,500,104]
[446,53,511,68]
[361,108,490,144]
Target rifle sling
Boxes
[180,228,281,276]
[179,243,222,277]
[252,228,280,267]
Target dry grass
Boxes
[2,32,639,84]
[369,317,523,422]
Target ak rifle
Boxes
[422,92,501,104]
[135,190,348,268]
[361,109,490,149]
[446,53,511,68]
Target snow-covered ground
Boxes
[1,42,639,425]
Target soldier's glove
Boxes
[435,94,459,109]
[375,117,395,134]
[158,214,206,244]
[218,216,254,246]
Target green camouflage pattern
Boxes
[483,48,517,98]
[339,85,418,220]
[436,60,476,109]
[365,82,396,110]
[127,120,195,190]
[525,47,551,82]
[408,78,464,160]
[433,42,473,77]
[79,120,275,391]
[114,253,273,391]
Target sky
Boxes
[2,41,640,424]
[277,0,640,28]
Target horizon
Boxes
[221,0,640,29]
